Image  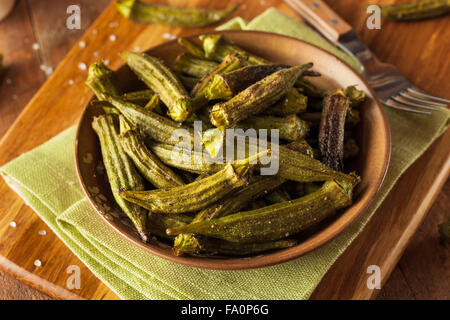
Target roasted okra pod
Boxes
[379,0,450,21]
[210,64,312,127]
[117,1,239,28]
[92,114,149,242]
[174,234,296,256]
[173,53,219,79]
[345,86,366,108]
[238,114,310,142]
[120,51,194,122]
[104,95,195,146]
[319,90,350,171]
[178,38,208,59]
[266,88,308,116]
[120,129,185,188]
[86,61,122,100]
[167,180,356,243]
[119,165,251,214]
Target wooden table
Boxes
[0,0,448,300]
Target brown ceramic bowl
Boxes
[75,31,390,270]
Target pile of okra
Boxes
[87,34,366,257]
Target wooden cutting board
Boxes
[0,0,448,300]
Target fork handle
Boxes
[285,0,352,44]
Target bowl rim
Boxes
[75,30,391,270]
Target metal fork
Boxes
[284,0,449,114]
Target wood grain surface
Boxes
[0,0,448,300]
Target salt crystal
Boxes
[38,230,47,236]
[9,221,16,228]
[40,64,53,76]
[79,41,86,48]
[34,260,42,267]
[32,43,40,51]
[78,62,87,70]
[12,94,18,100]
[162,33,176,40]
[6,78,11,84]
[134,46,141,51]
[109,22,119,28]
[68,79,74,85]
[104,59,110,66]
[93,51,99,57]
[109,34,117,42]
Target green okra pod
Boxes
[148,213,192,240]
[319,90,350,171]
[176,73,199,91]
[345,85,366,108]
[174,234,296,256]
[119,129,185,189]
[210,64,312,127]
[167,180,356,243]
[296,78,326,98]
[174,175,286,255]
[120,51,193,122]
[265,186,291,204]
[191,54,243,108]
[86,61,122,100]
[379,0,450,21]
[120,165,251,214]
[120,90,162,113]
[178,38,207,59]
[172,53,219,79]
[92,114,149,242]
[266,88,308,116]
[201,34,271,65]
[286,139,315,158]
[203,127,360,184]
[104,95,195,146]
[205,64,288,101]
[117,0,239,28]
[238,114,310,142]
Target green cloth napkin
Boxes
[1,9,449,300]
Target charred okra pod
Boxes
[205,64,288,101]
[210,64,312,127]
[120,129,185,188]
[119,165,251,214]
[92,114,149,242]
[191,54,242,108]
[174,234,296,256]
[172,53,218,78]
[379,0,450,21]
[238,114,310,142]
[319,90,350,171]
[104,95,195,146]
[167,180,356,243]
[86,61,122,100]
[120,51,193,122]
[201,34,271,65]
[117,0,239,28]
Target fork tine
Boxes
[391,95,440,111]
[384,99,431,115]
[399,91,447,108]
[407,87,450,104]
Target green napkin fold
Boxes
[1,9,449,300]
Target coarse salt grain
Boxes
[6,78,11,84]
[68,79,74,85]
[79,41,86,48]
[104,59,110,66]
[9,221,16,228]
[162,33,176,40]
[109,34,117,42]
[93,51,99,57]
[38,230,47,236]
[40,64,53,76]
[134,46,141,51]
[78,62,87,70]
[32,43,40,51]
[34,260,42,267]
